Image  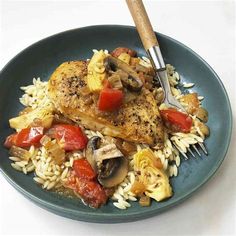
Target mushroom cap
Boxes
[85,136,101,172]
[98,156,128,188]
[105,55,143,92]
[86,138,129,188]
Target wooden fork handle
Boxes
[126,0,158,50]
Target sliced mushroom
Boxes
[98,156,128,188]
[85,136,101,172]
[85,139,128,188]
[94,144,124,163]
[105,55,143,92]
[107,73,123,89]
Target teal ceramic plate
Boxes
[0,25,232,223]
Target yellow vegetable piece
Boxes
[87,50,108,92]
[134,148,163,170]
[144,166,172,202]
[130,180,146,196]
[9,103,54,130]
[139,195,151,207]
[130,57,140,66]
[118,52,131,64]
[133,148,172,202]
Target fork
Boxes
[126,0,208,157]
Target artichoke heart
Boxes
[87,50,108,92]
[9,103,54,130]
[133,148,172,202]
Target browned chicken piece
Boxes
[48,61,164,147]
[180,93,199,115]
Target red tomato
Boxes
[48,124,88,151]
[98,88,123,111]
[4,127,44,148]
[16,127,44,147]
[102,79,111,89]
[75,178,108,208]
[73,159,96,180]
[64,171,108,208]
[160,109,193,133]
[64,171,77,190]
[111,47,137,58]
[4,133,18,148]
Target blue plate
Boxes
[0,25,232,223]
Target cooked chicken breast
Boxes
[48,61,164,147]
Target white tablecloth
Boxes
[0,0,235,235]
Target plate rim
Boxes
[0,24,233,223]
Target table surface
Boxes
[0,0,235,235]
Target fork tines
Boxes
[174,142,208,160]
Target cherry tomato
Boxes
[160,109,192,133]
